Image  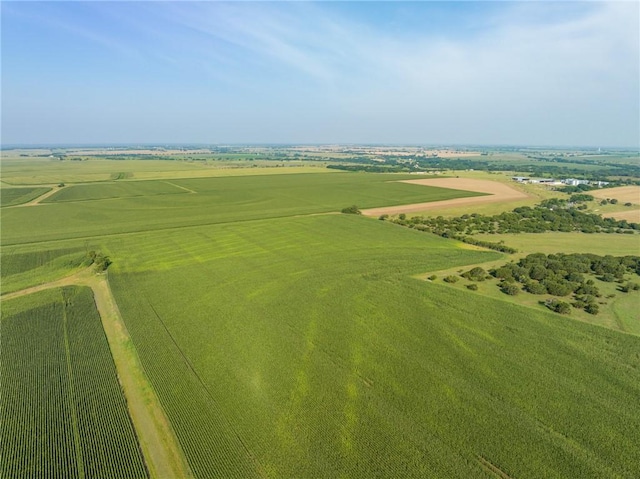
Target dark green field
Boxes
[0,247,88,294]
[0,287,148,478]
[2,167,639,478]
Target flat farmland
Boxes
[0,287,148,478]
[0,247,88,294]
[0,158,210,185]
[1,173,480,245]
[0,158,332,185]
[473,232,640,256]
[43,180,191,202]
[0,187,51,207]
[103,214,640,478]
[3,166,640,479]
[361,178,527,217]
[591,185,640,204]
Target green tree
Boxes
[341,205,361,215]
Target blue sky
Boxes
[2,1,638,147]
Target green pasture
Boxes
[1,287,148,478]
[101,214,640,478]
[474,232,640,256]
[1,173,482,245]
[0,187,51,207]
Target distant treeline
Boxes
[326,156,640,184]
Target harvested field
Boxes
[603,209,640,223]
[361,178,530,217]
[591,186,640,204]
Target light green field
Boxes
[0,158,209,184]
[43,180,189,202]
[1,286,148,478]
[0,158,332,184]
[2,164,640,478]
[105,215,640,478]
[474,232,640,256]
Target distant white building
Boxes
[562,178,590,186]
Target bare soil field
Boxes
[591,186,640,204]
[362,178,530,217]
[604,209,640,223]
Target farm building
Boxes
[562,178,590,186]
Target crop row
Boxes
[0,287,148,478]
[109,216,640,478]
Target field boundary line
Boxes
[1,269,194,479]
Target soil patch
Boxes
[362,178,530,217]
[603,209,640,223]
[591,186,640,204]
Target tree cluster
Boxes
[389,200,639,236]
[341,205,362,215]
[482,253,640,315]
[84,250,112,272]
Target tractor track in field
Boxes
[477,455,513,479]
[1,268,194,479]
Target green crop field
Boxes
[0,286,148,478]
[2,164,640,479]
[43,180,190,202]
[0,247,89,294]
[1,172,481,245]
[104,215,640,478]
[0,187,51,207]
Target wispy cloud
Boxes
[2,1,638,145]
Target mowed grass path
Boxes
[0,173,482,245]
[103,215,640,478]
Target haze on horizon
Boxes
[2,1,639,148]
